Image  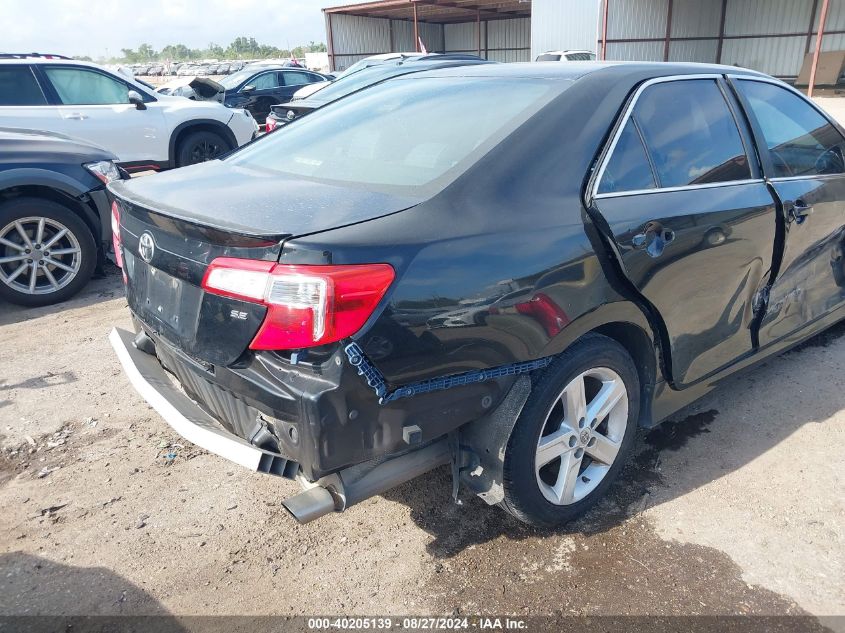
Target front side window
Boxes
[0,66,47,105]
[635,79,751,188]
[228,77,558,193]
[737,79,845,178]
[43,67,129,105]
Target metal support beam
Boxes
[601,0,610,60]
[809,0,831,97]
[477,8,481,56]
[806,0,821,54]
[664,0,674,62]
[325,11,336,72]
[716,0,728,63]
[414,1,420,52]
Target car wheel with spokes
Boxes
[0,198,96,307]
[500,334,639,527]
[176,130,232,167]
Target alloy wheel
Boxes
[0,216,83,296]
[191,140,222,163]
[534,367,628,505]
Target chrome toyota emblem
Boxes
[138,232,156,263]
[579,429,591,445]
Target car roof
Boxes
[541,50,595,55]
[0,57,103,68]
[394,60,768,82]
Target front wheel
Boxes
[175,130,232,167]
[0,198,97,307]
[500,334,639,527]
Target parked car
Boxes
[217,63,230,75]
[219,66,331,122]
[0,54,258,171]
[335,52,420,78]
[265,54,489,132]
[108,61,845,528]
[536,50,597,61]
[0,127,127,306]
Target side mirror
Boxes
[128,90,146,110]
[241,85,256,94]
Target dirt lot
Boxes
[0,267,843,627]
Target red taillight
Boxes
[265,116,277,132]
[110,201,125,280]
[201,258,395,350]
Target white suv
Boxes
[0,54,259,171]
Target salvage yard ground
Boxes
[0,99,844,626]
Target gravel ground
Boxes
[0,269,843,627]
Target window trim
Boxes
[728,73,845,184]
[592,74,763,200]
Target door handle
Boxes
[62,113,89,120]
[632,221,675,258]
[790,199,813,224]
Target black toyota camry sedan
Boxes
[108,62,845,527]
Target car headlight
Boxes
[84,160,122,185]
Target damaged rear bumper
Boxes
[110,327,455,523]
[109,327,297,477]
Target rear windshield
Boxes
[537,54,562,61]
[228,76,559,194]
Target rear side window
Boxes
[282,71,312,87]
[598,121,656,194]
[537,54,562,62]
[228,77,558,193]
[737,79,845,178]
[0,66,47,106]
[43,67,129,105]
[598,79,751,194]
[635,80,751,188]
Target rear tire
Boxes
[0,197,97,307]
[175,130,232,167]
[500,334,639,527]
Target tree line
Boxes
[96,38,327,63]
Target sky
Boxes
[0,0,332,59]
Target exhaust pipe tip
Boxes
[282,486,338,524]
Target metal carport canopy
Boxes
[324,0,531,24]
[323,0,531,64]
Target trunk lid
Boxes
[109,160,421,239]
[110,161,420,366]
